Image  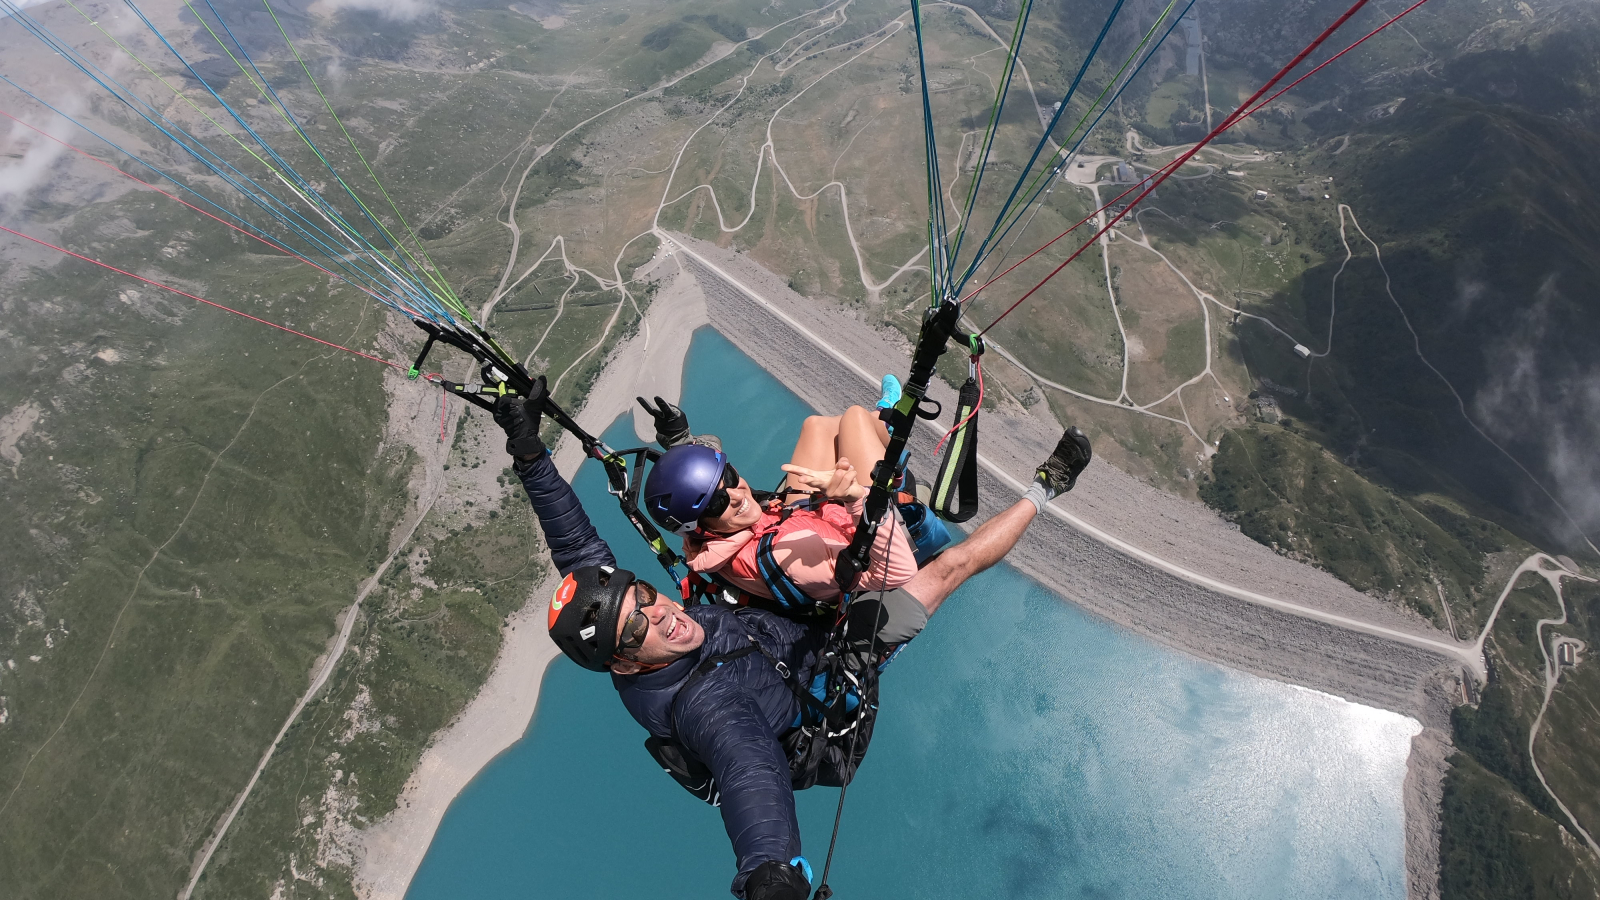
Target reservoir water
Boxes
[407,328,1420,900]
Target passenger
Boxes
[492,384,1093,900]
[637,397,920,611]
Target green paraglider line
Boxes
[0,224,406,370]
[979,0,1424,334]
[909,0,950,303]
[0,2,433,315]
[0,106,428,318]
[255,0,469,316]
[955,0,1186,296]
[944,0,1035,278]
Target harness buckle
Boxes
[774,661,791,679]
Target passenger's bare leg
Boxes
[902,425,1092,616]
[835,405,891,486]
[788,415,843,491]
[902,499,1038,617]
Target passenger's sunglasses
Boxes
[618,581,660,655]
[701,464,742,521]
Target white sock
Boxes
[1023,480,1055,513]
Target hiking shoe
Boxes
[877,373,902,409]
[1036,426,1092,495]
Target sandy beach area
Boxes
[356,239,1455,899]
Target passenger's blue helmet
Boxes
[644,443,730,535]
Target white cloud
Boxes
[1473,277,1600,543]
[0,108,79,209]
[311,0,435,22]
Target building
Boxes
[1254,189,1269,200]
[1293,344,1312,359]
[1558,642,1576,667]
[1181,8,1203,77]
[1115,161,1135,183]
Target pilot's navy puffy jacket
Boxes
[515,452,829,898]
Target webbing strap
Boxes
[931,377,980,523]
[686,643,761,683]
[755,509,816,611]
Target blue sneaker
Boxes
[877,374,902,409]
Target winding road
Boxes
[1471,554,1599,858]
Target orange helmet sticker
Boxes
[549,573,578,629]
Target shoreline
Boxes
[355,239,1451,899]
[353,250,708,899]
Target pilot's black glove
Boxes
[637,395,691,447]
[493,376,548,459]
[744,859,811,900]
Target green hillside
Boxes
[1190,3,1600,896]
[1202,426,1518,632]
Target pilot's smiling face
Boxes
[613,584,704,671]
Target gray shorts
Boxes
[840,586,928,667]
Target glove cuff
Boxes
[688,433,722,452]
[507,434,546,458]
[656,426,692,448]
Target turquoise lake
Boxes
[406,328,1419,900]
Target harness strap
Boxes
[742,636,856,729]
[756,529,815,611]
[685,643,761,684]
[669,619,867,769]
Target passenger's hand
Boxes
[744,859,811,900]
[637,395,691,447]
[780,456,865,502]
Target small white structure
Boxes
[1254,189,1269,200]
[1293,344,1312,359]
[1558,642,1576,667]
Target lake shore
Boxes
[355,238,1454,900]
[353,249,708,899]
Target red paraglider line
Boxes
[934,355,983,458]
[0,224,403,370]
[1238,0,1433,121]
[0,106,424,319]
[971,0,1432,333]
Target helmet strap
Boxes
[613,655,670,674]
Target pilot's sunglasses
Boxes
[701,464,742,521]
[618,581,660,653]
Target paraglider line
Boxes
[0,59,416,308]
[958,0,1192,296]
[945,0,1036,271]
[1237,0,1433,121]
[0,107,422,318]
[950,0,1125,284]
[933,355,983,458]
[977,0,1427,334]
[0,225,403,370]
